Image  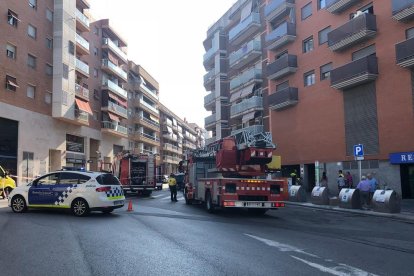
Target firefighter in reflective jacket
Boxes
[168,173,177,202]
[290,170,298,186]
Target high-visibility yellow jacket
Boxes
[168,177,176,186]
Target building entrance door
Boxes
[401,164,414,199]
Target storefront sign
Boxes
[389,152,414,164]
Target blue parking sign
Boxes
[354,144,364,157]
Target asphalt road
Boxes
[0,189,413,276]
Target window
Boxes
[5,75,18,91]
[29,0,37,9]
[406,27,414,39]
[352,44,376,61]
[68,41,75,55]
[351,4,374,18]
[23,152,34,180]
[36,173,59,186]
[45,91,52,104]
[304,70,315,87]
[318,0,326,9]
[63,64,69,79]
[66,134,84,153]
[60,172,91,185]
[301,2,312,20]
[46,9,53,21]
[93,68,98,78]
[320,63,332,81]
[7,10,18,27]
[93,47,98,56]
[46,64,53,76]
[6,44,16,59]
[303,36,314,53]
[276,50,288,59]
[27,54,37,69]
[318,26,331,45]
[27,85,35,98]
[28,25,37,39]
[276,81,289,91]
[46,37,53,49]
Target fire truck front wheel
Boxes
[205,191,215,213]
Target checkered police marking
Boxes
[106,186,123,199]
[55,185,78,206]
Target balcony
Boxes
[101,59,127,82]
[163,143,182,154]
[75,84,89,101]
[267,54,297,80]
[102,38,128,64]
[134,132,160,147]
[75,33,89,55]
[265,22,296,51]
[392,0,414,21]
[229,40,261,70]
[230,96,263,118]
[134,115,160,132]
[75,58,89,77]
[328,13,377,52]
[229,12,261,46]
[396,37,414,68]
[203,69,215,89]
[102,79,127,99]
[162,133,178,142]
[264,0,295,23]
[204,92,215,110]
[75,109,89,125]
[268,87,298,110]
[230,68,262,91]
[205,113,216,126]
[75,9,90,32]
[325,0,361,14]
[140,84,159,101]
[101,121,128,138]
[330,55,378,90]
[231,125,264,136]
[102,101,128,119]
[139,99,159,115]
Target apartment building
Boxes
[204,0,414,198]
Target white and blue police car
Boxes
[8,170,125,216]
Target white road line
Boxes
[291,256,378,276]
[161,196,172,200]
[151,195,163,198]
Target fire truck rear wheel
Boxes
[248,208,268,215]
[184,189,192,205]
[205,191,214,213]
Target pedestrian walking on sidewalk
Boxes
[357,175,371,209]
[320,172,328,188]
[367,173,378,204]
[345,171,354,188]
[168,173,177,202]
[290,170,298,186]
[337,170,346,194]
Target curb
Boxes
[285,201,414,223]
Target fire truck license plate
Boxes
[240,202,271,208]
[113,200,124,206]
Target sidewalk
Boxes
[286,193,414,222]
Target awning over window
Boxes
[240,83,256,98]
[107,52,118,65]
[108,92,127,108]
[149,114,159,123]
[177,133,184,138]
[6,75,19,88]
[229,92,240,103]
[166,126,172,133]
[242,111,256,122]
[75,99,92,115]
[108,112,119,122]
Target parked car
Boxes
[8,170,125,216]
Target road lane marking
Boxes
[291,256,378,276]
[244,234,318,257]
[161,196,185,201]
[151,195,163,198]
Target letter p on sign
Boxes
[354,144,364,157]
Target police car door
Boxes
[28,173,60,205]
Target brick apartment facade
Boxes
[203,0,414,198]
[0,0,202,184]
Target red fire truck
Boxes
[112,152,156,196]
[183,131,288,214]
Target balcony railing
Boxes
[205,114,216,126]
[140,84,158,100]
[101,121,128,135]
[75,58,89,76]
[268,87,298,110]
[203,46,218,64]
[264,0,295,22]
[140,100,159,114]
[106,102,127,118]
[328,13,377,51]
[103,79,127,99]
[102,38,128,62]
[229,40,261,69]
[75,110,88,122]
[392,0,414,21]
[230,96,263,118]
[204,92,215,107]
[76,33,89,51]
[267,54,297,80]
[138,132,160,142]
[101,59,127,80]
[163,143,181,153]
[265,22,296,51]
[325,0,361,14]
[396,37,414,68]
[330,55,378,90]
[231,125,264,136]
[75,83,89,99]
[204,70,215,85]
[229,12,260,45]
[230,68,262,91]
[140,116,160,128]
[76,9,90,28]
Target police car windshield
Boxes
[96,173,120,185]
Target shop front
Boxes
[390,152,414,199]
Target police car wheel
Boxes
[11,196,27,213]
[102,209,113,214]
[71,198,90,217]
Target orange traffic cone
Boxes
[127,200,133,212]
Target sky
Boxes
[88,0,237,128]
